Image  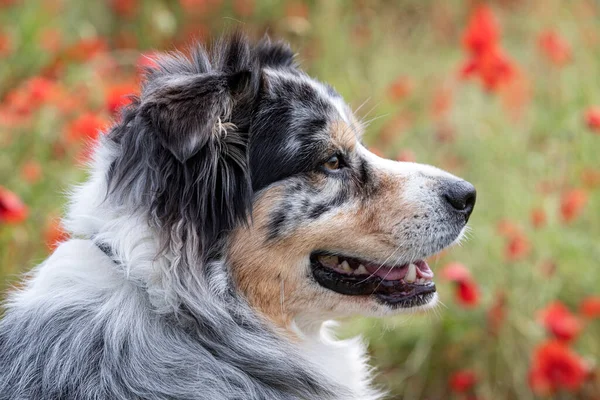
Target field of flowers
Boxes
[1,0,600,398]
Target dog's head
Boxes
[106,33,475,330]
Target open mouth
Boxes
[310,252,436,308]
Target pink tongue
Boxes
[364,260,435,281]
[415,260,434,279]
[365,264,408,280]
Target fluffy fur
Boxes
[0,33,474,399]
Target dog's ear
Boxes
[255,35,297,70]
[139,36,257,163]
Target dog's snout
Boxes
[442,180,476,219]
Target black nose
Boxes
[443,180,476,218]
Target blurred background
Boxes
[1,0,599,398]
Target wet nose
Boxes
[443,180,476,219]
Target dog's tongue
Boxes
[365,260,433,281]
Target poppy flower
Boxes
[538,31,572,66]
[441,262,480,307]
[456,280,480,307]
[462,4,499,56]
[585,107,600,133]
[530,207,546,229]
[105,83,138,116]
[64,38,107,62]
[449,370,477,393]
[528,340,587,395]
[441,262,473,282]
[21,161,42,183]
[580,296,600,319]
[387,76,413,102]
[109,0,138,17]
[461,47,517,91]
[45,217,69,252]
[504,232,531,261]
[496,219,522,238]
[0,186,28,224]
[66,113,108,144]
[538,302,582,342]
[40,28,62,53]
[25,77,58,107]
[460,5,519,93]
[559,189,588,223]
[0,32,12,56]
[284,1,309,18]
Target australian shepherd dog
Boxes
[0,33,476,399]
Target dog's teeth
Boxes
[405,263,417,283]
[355,264,368,275]
[319,255,339,267]
[340,260,352,272]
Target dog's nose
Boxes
[443,180,476,219]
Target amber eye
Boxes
[323,155,341,171]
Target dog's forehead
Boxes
[262,68,351,125]
[249,69,360,190]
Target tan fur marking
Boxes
[330,120,357,152]
[228,167,415,334]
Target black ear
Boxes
[255,35,297,69]
[139,34,258,163]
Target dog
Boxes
[0,33,476,400]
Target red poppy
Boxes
[460,5,519,93]
[26,77,58,107]
[45,217,69,252]
[530,207,546,229]
[580,296,600,319]
[0,186,28,224]
[105,83,138,116]
[441,262,480,307]
[284,1,309,18]
[538,302,582,342]
[449,370,477,393]
[496,219,522,238]
[461,46,517,91]
[441,262,472,282]
[457,280,480,307]
[66,113,108,144]
[585,107,600,133]
[387,76,413,102]
[0,32,12,56]
[40,28,62,53]
[21,161,42,183]
[560,189,588,223]
[528,340,587,395]
[462,5,499,56]
[538,31,572,66]
[505,232,531,261]
[109,0,138,17]
[64,38,107,62]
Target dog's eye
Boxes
[323,155,341,171]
